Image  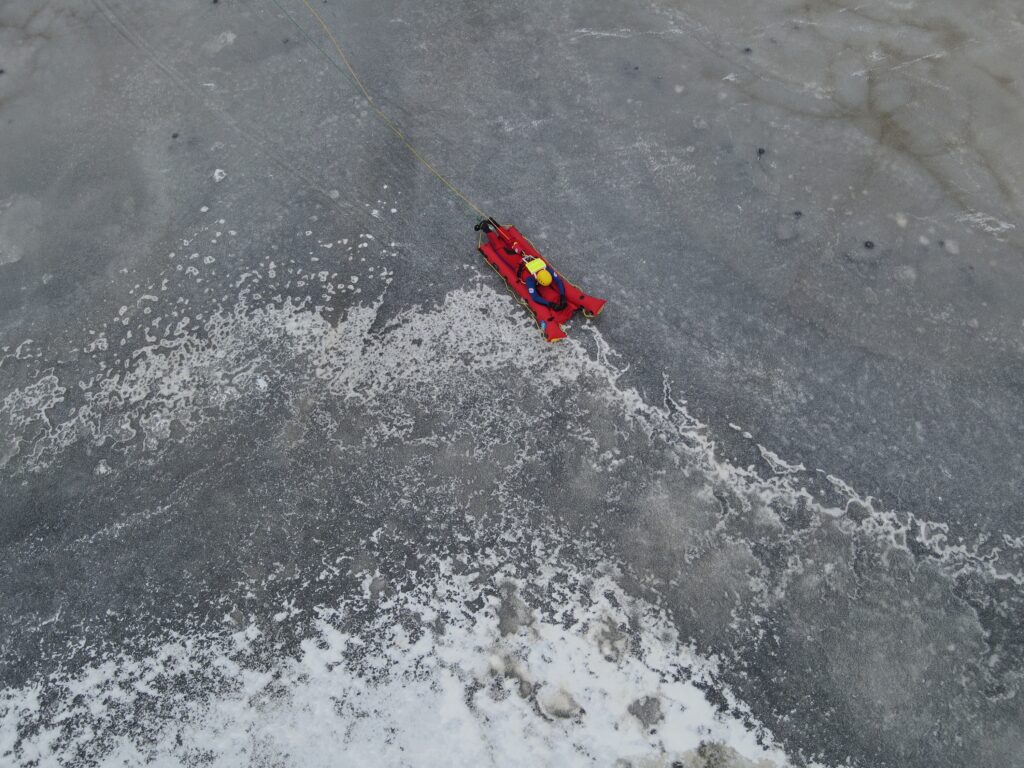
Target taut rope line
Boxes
[267,0,491,219]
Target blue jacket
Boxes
[526,271,566,308]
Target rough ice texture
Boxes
[2,274,1019,765]
[2,0,1024,766]
[1,558,792,767]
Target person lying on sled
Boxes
[523,257,567,309]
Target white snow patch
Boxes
[0,562,796,768]
[956,211,1015,239]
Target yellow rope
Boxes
[271,0,489,219]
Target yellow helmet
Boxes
[536,269,553,287]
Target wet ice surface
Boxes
[1,0,1023,766]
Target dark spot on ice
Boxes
[0,69,5,75]
[793,210,803,217]
[212,0,218,4]
[283,37,290,44]
[743,47,752,54]
[697,742,739,767]
[628,695,664,727]
[757,147,766,156]
[171,132,179,139]
[463,680,484,710]
[697,680,730,713]
[634,65,640,70]
[864,240,875,249]
[496,585,532,636]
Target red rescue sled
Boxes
[475,218,606,342]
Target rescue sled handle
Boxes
[474,218,504,237]
[475,218,530,260]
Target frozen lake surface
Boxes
[1,1,1022,766]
